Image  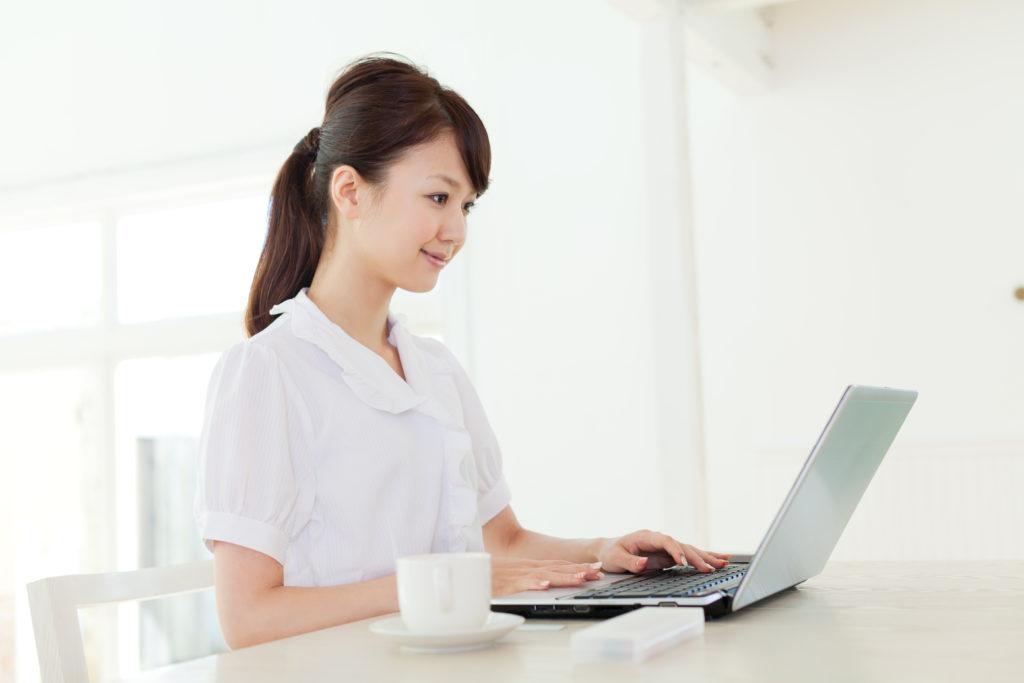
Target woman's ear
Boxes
[329,165,364,221]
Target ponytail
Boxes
[244,127,324,337]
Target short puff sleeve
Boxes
[193,341,314,566]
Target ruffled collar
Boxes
[268,288,457,425]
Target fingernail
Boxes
[589,561,602,570]
[539,580,550,588]
[596,572,605,579]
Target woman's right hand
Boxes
[491,557,605,597]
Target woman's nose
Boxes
[442,218,467,246]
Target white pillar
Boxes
[634,4,711,545]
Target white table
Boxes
[121,561,1024,682]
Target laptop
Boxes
[492,384,918,620]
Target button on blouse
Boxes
[193,287,511,587]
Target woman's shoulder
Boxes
[206,318,318,434]
[211,315,306,386]
[226,311,309,362]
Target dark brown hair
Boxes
[244,52,492,337]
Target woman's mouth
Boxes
[421,250,447,268]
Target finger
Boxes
[706,551,732,560]
[545,563,603,578]
[626,530,672,554]
[636,532,694,567]
[696,549,729,568]
[642,554,678,571]
[509,559,601,578]
[630,531,675,562]
[680,544,715,572]
[521,577,551,591]
[613,546,651,574]
[641,532,689,569]
[536,569,592,587]
[534,559,603,577]
[655,533,687,567]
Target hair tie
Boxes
[293,126,321,159]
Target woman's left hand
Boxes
[596,530,732,574]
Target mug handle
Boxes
[434,565,453,613]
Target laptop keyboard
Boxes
[564,564,748,599]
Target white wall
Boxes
[463,6,706,542]
[687,0,1024,559]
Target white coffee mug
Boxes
[395,552,492,633]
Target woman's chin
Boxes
[400,274,440,294]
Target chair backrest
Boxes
[26,560,214,683]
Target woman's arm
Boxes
[483,505,604,563]
[213,540,398,649]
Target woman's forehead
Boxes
[395,135,471,186]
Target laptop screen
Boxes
[731,385,917,611]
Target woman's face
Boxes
[329,131,478,293]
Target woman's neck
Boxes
[308,252,396,352]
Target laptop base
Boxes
[491,593,735,621]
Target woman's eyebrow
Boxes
[426,173,464,189]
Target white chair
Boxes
[26,561,215,683]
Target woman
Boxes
[194,53,730,650]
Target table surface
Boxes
[120,561,1024,683]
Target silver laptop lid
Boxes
[731,385,917,611]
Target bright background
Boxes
[2,0,1022,681]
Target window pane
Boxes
[0,222,102,335]
[116,196,268,323]
[0,366,110,683]
[114,353,227,675]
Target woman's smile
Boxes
[420,249,447,268]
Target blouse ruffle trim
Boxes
[441,427,484,552]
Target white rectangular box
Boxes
[570,607,706,663]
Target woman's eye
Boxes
[429,194,476,215]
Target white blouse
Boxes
[193,287,511,587]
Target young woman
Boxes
[194,53,731,650]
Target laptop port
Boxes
[572,605,591,613]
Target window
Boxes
[0,169,453,682]
[116,197,268,323]
[0,221,103,334]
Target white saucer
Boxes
[369,612,525,653]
